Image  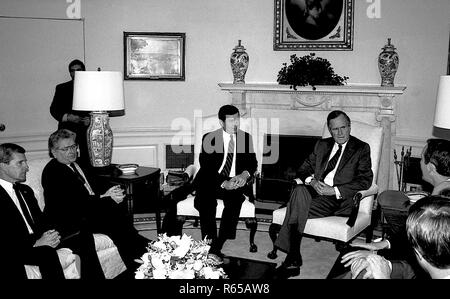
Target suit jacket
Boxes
[41,159,103,237]
[297,135,373,204]
[193,129,257,208]
[0,183,48,259]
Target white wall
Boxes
[1,0,449,171]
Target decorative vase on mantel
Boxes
[230,40,249,84]
[378,38,399,87]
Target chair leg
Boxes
[365,225,374,243]
[245,218,258,253]
[334,241,348,252]
[267,223,281,259]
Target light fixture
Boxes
[433,75,450,129]
[72,70,125,167]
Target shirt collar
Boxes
[0,178,14,193]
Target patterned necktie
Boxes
[322,144,343,179]
[70,163,86,184]
[220,135,235,177]
[13,183,35,230]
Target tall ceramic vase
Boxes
[378,38,399,87]
[230,40,249,84]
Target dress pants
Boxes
[59,225,105,279]
[195,184,246,253]
[86,199,149,271]
[275,185,352,261]
[22,245,65,279]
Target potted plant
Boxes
[277,53,349,90]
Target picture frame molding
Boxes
[123,31,186,80]
[273,0,354,51]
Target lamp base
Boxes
[86,112,114,167]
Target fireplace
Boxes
[219,83,406,193]
[257,134,320,203]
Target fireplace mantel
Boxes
[219,82,407,192]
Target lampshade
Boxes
[73,71,125,111]
[433,75,450,129]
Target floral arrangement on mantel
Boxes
[277,53,349,90]
[135,233,227,279]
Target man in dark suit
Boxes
[41,129,150,278]
[339,195,450,279]
[274,110,373,278]
[193,105,257,259]
[50,59,90,167]
[0,143,65,279]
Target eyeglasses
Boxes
[56,144,78,153]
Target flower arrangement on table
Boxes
[135,233,228,279]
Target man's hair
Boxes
[48,129,76,158]
[218,105,240,122]
[326,110,351,127]
[406,196,450,269]
[68,59,86,72]
[0,143,26,164]
[423,138,450,177]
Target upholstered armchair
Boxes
[24,158,126,279]
[175,114,258,252]
[267,121,383,259]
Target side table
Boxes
[95,165,161,229]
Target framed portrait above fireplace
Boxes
[124,32,185,80]
[273,0,354,51]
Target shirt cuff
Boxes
[304,176,313,185]
[334,186,342,199]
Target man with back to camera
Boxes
[50,59,90,167]
[329,138,450,279]
[193,104,257,261]
[0,143,65,279]
[274,110,373,278]
[343,196,450,279]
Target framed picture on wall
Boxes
[274,0,354,51]
[124,32,185,80]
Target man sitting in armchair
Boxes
[193,105,257,261]
[274,110,373,278]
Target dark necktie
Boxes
[322,144,343,180]
[70,163,86,184]
[220,135,235,177]
[13,183,35,230]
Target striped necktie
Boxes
[322,144,343,179]
[220,135,235,177]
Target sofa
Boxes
[24,157,126,279]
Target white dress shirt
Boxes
[218,130,236,178]
[0,178,34,234]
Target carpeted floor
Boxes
[135,214,341,279]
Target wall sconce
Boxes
[72,70,125,167]
[434,75,450,129]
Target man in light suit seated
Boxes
[274,110,373,278]
[343,196,450,279]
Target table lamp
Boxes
[72,70,125,167]
[433,75,450,129]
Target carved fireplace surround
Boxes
[219,83,406,193]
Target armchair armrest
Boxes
[357,184,379,199]
[184,164,197,181]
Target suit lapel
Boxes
[336,136,357,173]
